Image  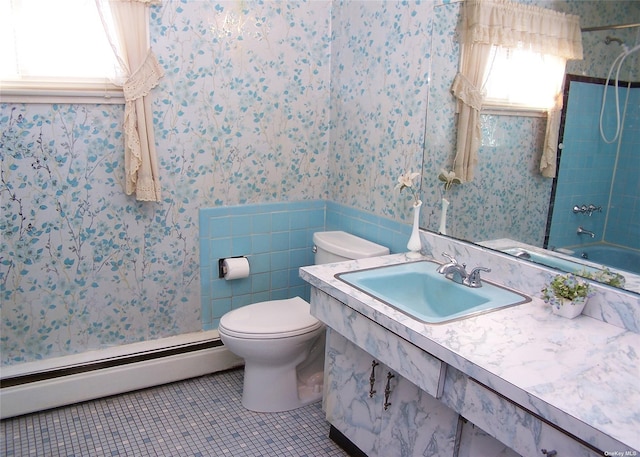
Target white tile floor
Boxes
[1,369,349,457]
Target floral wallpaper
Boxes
[328,0,433,220]
[1,0,332,365]
[2,0,638,366]
[1,103,202,361]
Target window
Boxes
[0,0,124,103]
[482,44,566,112]
[450,0,583,181]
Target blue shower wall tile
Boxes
[549,81,639,250]
[252,213,272,234]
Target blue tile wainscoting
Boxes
[199,200,412,330]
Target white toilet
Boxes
[218,231,389,412]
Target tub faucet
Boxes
[577,226,595,238]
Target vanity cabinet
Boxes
[309,287,611,457]
[442,366,604,457]
[324,329,459,457]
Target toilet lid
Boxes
[219,297,323,339]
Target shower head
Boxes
[605,36,629,51]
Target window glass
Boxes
[482,44,566,111]
[0,0,124,102]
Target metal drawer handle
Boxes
[383,372,395,410]
[369,360,379,397]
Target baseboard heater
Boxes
[0,332,243,419]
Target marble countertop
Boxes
[300,253,640,453]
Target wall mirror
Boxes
[420,1,639,295]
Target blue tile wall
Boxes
[199,200,412,329]
[200,201,325,329]
[325,201,411,254]
[548,82,639,250]
[608,86,640,249]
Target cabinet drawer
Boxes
[311,289,445,398]
[458,376,603,457]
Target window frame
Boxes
[0,0,125,105]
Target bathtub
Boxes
[571,244,640,275]
[480,238,640,294]
[502,247,602,275]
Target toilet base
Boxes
[241,362,323,413]
[240,331,325,413]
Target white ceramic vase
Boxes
[551,297,587,319]
[439,198,449,235]
[407,200,422,258]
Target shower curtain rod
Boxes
[582,22,640,32]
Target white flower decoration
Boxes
[437,169,462,192]
[395,171,421,205]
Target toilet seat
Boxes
[219,297,323,339]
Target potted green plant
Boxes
[541,273,594,319]
[578,267,625,289]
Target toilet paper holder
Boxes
[218,256,248,278]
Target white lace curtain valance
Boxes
[97,0,164,202]
[462,0,583,59]
[451,0,583,182]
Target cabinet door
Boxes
[325,329,460,457]
[378,371,458,457]
[324,328,385,456]
[457,419,520,457]
[458,377,604,457]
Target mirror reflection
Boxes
[421,1,639,294]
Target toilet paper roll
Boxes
[223,257,250,280]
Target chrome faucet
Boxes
[441,263,469,284]
[436,253,491,288]
[464,267,492,288]
[437,252,463,275]
[577,226,595,238]
[437,252,457,272]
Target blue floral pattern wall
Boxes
[1,0,638,366]
[328,1,433,220]
[1,0,332,365]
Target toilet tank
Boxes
[313,231,389,264]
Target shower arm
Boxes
[582,22,640,33]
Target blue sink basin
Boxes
[336,261,530,324]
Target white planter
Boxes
[551,297,587,319]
